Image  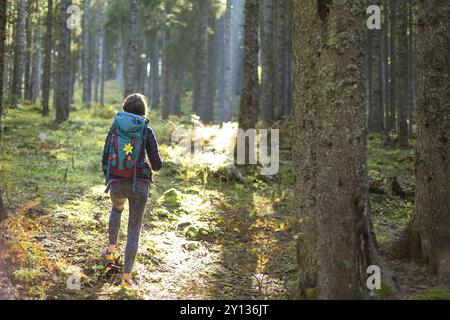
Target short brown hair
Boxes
[122,93,148,116]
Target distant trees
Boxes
[365,0,417,147]
[292,0,376,299]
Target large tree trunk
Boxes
[11,0,26,104]
[393,0,450,287]
[395,0,409,146]
[41,0,53,116]
[55,0,71,124]
[292,0,377,299]
[237,0,259,131]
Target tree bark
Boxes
[387,0,397,141]
[221,0,233,122]
[124,0,138,97]
[161,23,171,120]
[368,0,384,133]
[293,0,377,299]
[24,0,34,102]
[149,36,160,110]
[237,0,259,131]
[55,0,71,124]
[260,0,275,123]
[393,0,450,287]
[81,0,91,107]
[41,0,53,116]
[395,0,409,146]
[192,0,210,122]
[0,0,5,219]
[11,0,26,104]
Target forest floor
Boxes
[0,103,449,300]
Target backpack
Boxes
[104,112,149,192]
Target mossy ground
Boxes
[0,90,443,300]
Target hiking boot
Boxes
[121,277,137,289]
[102,249,115,265]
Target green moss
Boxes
[409,288,450,300]
[305,288,318,300]
[376,281,397,300]
[163,188,182,208]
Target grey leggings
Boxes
[109,179,149,274]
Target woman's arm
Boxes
[102,128,113,175]
[145,127,163,171]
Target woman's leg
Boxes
[109,181,128,247]
[123,180,149,274]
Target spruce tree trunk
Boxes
[393,0,450,287]
[124,0,138,97]
[81,0,91,107]
[281,0,292,118]
[31,24,41,105]
[41,0,53,116]
[0,0,7,121]
[204,9,215,124]
[0,0,5,222]
[11,0,26,104]
[387,0,397,141]
[273,0,284,120]
[193,0,209,122]
[382,0,391,140]
[161,26,171,120]
[55,0,71,124]
[293,0,377,299]
[395,0,409,146]
[222,0,232,122]
[100,33,106,106]
[149,37,160,110]
[368,0,384,133]
[260,0,274,123]
[24,0,34,102]
[237,0,259,131]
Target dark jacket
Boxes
[102,126,163,182]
